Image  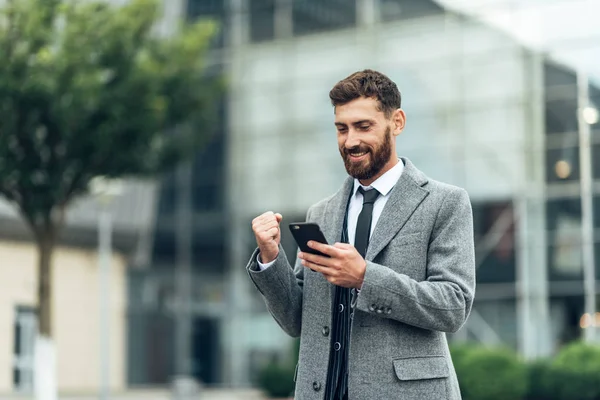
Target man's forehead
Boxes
[334,98,382,123]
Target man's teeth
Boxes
[351,152,366,156]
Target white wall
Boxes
[0,240,127,394]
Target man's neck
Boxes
[358,158,399,186]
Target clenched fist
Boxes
[252,211,283,264]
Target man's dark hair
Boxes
[329,69,401,118]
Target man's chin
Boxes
[343,156,375,178]
[345,167,373,180]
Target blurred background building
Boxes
[223,0,600,388]
[1,0,600,396]
[0,179,156,394]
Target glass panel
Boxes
[151,230,176,264]
[250,0,276,42]
[379,0,444,23]
[13,369,20,387]
[544,62,578,141]
[472,202,516,284]
[547,198,582,281]
[552,295,585,344]
[469,300,518,349]
[192,179,223,212]
[545,98,578,135]
[13,320,21,356]
[591,143,600,180]
[546,145,579,183]
[292,0,356,36]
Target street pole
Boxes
[99,204,112,400]
[225,0,251,388]
[91,177,122,400]
[174,160,195,398]
[516,52,551,358]
[577,70,597,342]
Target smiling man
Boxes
[247,69,476,400]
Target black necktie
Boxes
[326,187,381,400]
[355,187,380,258]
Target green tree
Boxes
[0,0,221,397]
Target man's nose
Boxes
[345,129,361,149]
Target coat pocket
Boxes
[393,355,449,381]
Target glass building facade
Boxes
[126,0,229,387]
[125,0,600,389]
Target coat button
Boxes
[369,304,376,312]
[334,342,341,351]
[322,326,330,336]
[313,381,321,391]
[376,308,383,314]
[386,307,392,314]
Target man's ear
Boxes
[392,109,406,136]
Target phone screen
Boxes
[289,222,329,257]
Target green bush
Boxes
[452,342,600,400]
[553,340,600,371]
[547,341,600,400]
[257,361,295,398]
[256,340,299,398]
[458,346,528,400]
[450,343,479,398]
[525,358,554,400]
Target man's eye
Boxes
[358,125,370,130]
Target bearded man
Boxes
[247,69,476,400]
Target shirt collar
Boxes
[352,158,404,197]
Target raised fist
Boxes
[252,211,283,264]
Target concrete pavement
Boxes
[0,388,274,400]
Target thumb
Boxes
[275,213,283,223]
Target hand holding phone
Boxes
[289,222,329,258]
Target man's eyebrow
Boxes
[334,120,373,126]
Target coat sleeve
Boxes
[246,207,313,337]
[355,187,476,333]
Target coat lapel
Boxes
[322,176,354,245]
[321,176,354,301]
[366,158,429,260]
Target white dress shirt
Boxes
[257,159,405,270]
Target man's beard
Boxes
[340,126,393,181]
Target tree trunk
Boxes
[37,230,54,336]
[34,227,58,400]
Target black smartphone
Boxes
[289,222,329,257]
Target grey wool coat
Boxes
[246,157,476,400]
